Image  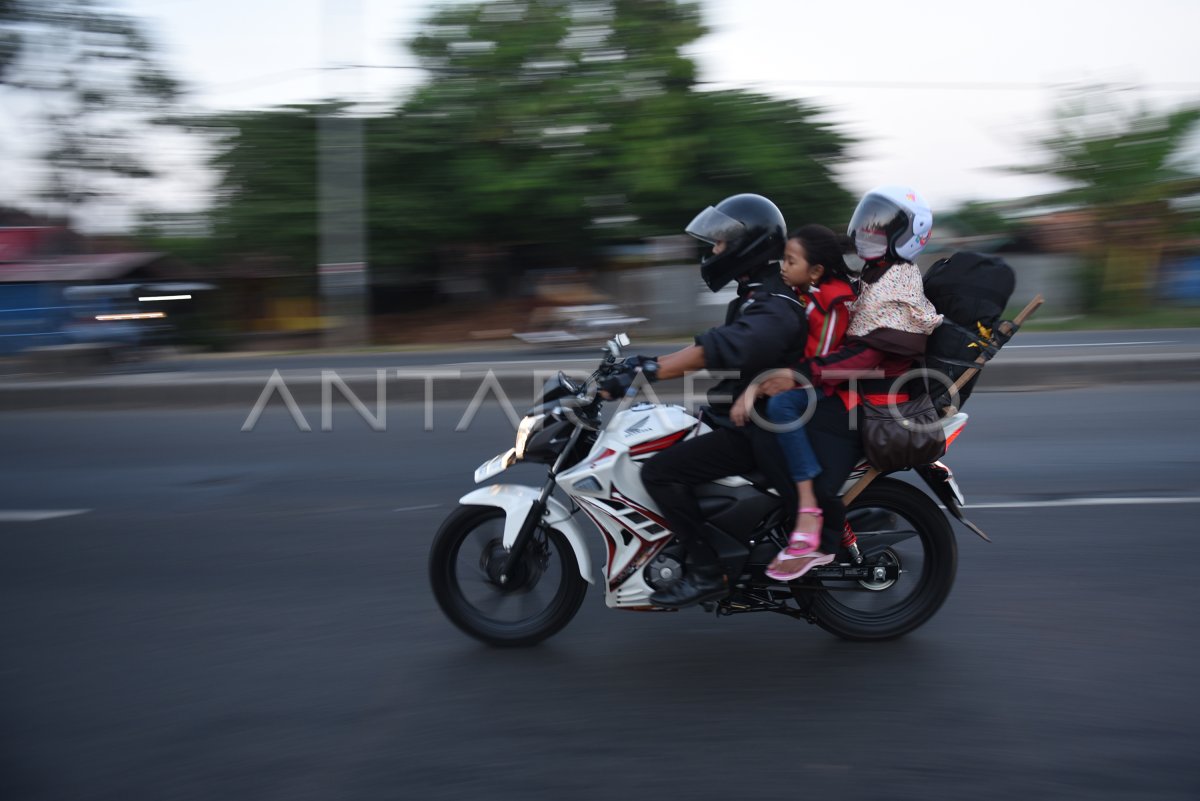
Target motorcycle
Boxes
[429,333,986,646]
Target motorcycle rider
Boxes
[600,193,808,609]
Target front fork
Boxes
[498,475,557,586]
[500,425,585,584]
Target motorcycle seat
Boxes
[711,470,775,491]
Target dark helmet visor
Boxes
[685,206,746,246]
[848,194,907,240]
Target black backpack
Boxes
[922,252,1016,410]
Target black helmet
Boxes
[685,193,787,292]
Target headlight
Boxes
[514,413,546,459]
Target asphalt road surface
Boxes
[3,384,1199,800]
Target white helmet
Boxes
[847,186,933,263]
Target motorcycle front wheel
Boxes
[429,505,588,647]
[809,478,957,641]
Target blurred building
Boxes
[0,223,189,356]
[1024,210,1098,254]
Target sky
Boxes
[11,0,1200,229]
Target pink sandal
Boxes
[782,508,824,556]
[765,508,829,582]
[765,551,835,582]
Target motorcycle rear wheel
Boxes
[810,478,957,641]
[429,505,588,647]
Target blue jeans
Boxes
[766,388,823,482]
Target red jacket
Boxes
[801,278,855,359]
[809,341,915,410]
[791,279,924,410]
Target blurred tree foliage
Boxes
[937,200,1023,238]
[0,0,21,81]
[0,0,180,218]
[1016,90,1200,310]
[204,0,854,290]
[204,106,322,273]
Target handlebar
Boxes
[563,333,634,421]
[588,332,628,382]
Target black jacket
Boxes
[694,271,807,424]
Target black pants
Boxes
[640,422,796,569]
[641,399,863,562]
[805,395,865,553]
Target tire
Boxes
[811,478,957,641]
[429,504,588,647]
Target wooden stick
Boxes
[942,294,1044,412]
[841,294,1045,506]
[843,466,878,505]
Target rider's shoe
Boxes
[649,568,729,609]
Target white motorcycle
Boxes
[429,334,984,646]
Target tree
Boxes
[0,0,181,222]
[0,0,22,82]
[199,1,855,296]
[387,0,655,267]
[936,200,1022,239]
[1015,89,1200,310]
[366,0,853,284]
[204,105,322,273]
[682,90,854,232]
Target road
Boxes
[2,385,1199,800]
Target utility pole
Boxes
[318,0,368,348]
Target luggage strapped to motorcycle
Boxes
[842,294,1045,511]
[923,251,1017,412]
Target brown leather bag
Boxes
[860,394,946,473]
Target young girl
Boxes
[731,223,855,567]
[739,188,943,581]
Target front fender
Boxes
[459,485,594,584]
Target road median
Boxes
[3,353,1199,412]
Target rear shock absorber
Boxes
[843,521,863,565]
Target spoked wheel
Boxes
[809,478,957,641]
[429,505,587,647]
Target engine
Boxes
[643,544,689,591]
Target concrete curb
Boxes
[3,354,1199,412]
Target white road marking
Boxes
[964,496,1200,510]
[1006,340,1177,349]
[393,504,443,513]
[0,509,91,522]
